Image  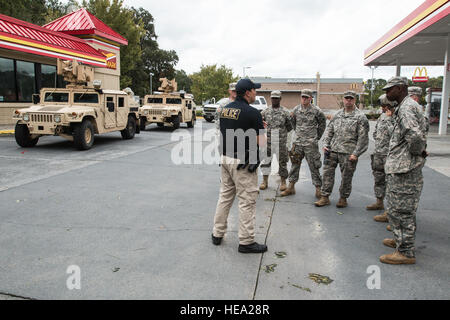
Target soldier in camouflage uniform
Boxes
[315,91,369,208]
[367,94,396,223]
[379,77,427,265]
[408,86,430,135]
[259,90,293,191]
[215,83,237,131]
[281,89,326,198]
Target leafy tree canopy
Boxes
[190,64,238,105]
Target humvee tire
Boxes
[73,119,95,150]
[173,113,182,130]
[204,116,213,123]
[157,123,164,128]
[187,112,196,128]
[15,122,39,148]
[139,117,147,131]
[121,115,136,140]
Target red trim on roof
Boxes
[364,7,450,65]
[364,0,448,59]
[0,13,106,66]
[44,9,128,46]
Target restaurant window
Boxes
[41,64,57,89]
[0,57,16,102]
[16,60,36,102]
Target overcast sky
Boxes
[120,0,444,81]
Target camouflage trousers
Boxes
[288,143,322,186]
[386,166,424,258]
[260,141,289,179]
[371,153,387,199]
[321,152,358,198]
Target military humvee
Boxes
[12,59,140,150]
[139,78,196,130]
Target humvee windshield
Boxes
[148,97,163,104]
[74,93,99,104]
[45,92,69,103]
[166,98,182,105]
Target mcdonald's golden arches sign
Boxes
[412,67,429,83]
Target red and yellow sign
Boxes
[98,49,117,70]
[412,67,429,83]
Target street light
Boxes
[150,73,154,95]
[243,66,251,78]
[369,66,378,107]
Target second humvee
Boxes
[139,78,196,130]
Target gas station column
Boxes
[439,34,450,136]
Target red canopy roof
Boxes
[0,13,106,67]
[44,9,128,46]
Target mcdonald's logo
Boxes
[350,83,358,90]
[412,67,429,83]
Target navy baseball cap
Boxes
[235,79,262,94]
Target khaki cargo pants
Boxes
[213,156,259,245]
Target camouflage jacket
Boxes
[385,96,427,174]
[373,113,394,155]
[323,108,369,157]
[261,106,293,143]
[292,104,327,146]
[215,98,231,130]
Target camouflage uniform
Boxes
[260,106,293,178]
[371,113,394,199]
[288,104,327,186]
[385,96,427,258]
[321,108,369,198]
[215,98,231,131]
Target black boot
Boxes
[238,242,268,254]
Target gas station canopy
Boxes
[365,0,449,66]
[364,0,450,135]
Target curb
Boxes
[0,130,14,136]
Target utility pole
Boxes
[150,73,154,95]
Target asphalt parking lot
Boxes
[0,120,449,300]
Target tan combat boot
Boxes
[315,186,322,199]
[336,198,348,208]
[380,251,416,265]
[383,238,396,248]
[280,178,287,192]
[387,225,393,232]
[314,196,330,207]
[374,211,389,223]
[366,198,384,211]
[259,175,269,190]
[280,182,296,197]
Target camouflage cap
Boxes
[382,76,408,90]
[301,89,313,98]
[343,91,357,99]
[408,86,422,96]
[229,82,237,91]
[271,90,282,98]
[378,94,397,107]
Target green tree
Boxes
[0,0,48,25]
[175,70,192,92]
[130,7,179,97]
[190,64,238,105]
[363,78,388,107]
[82,0,145,89]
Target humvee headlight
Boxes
[54,115,61,123]
[23,114,30,121]
[162,110,168,116]
[144,110,149,115]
